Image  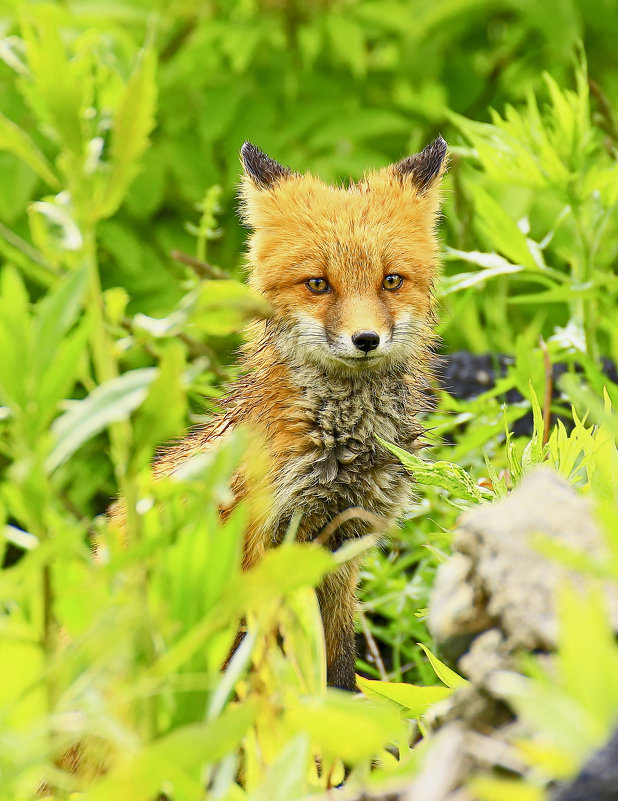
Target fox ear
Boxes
[392,136,447,193]
[240,142,293,189]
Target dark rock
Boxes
[552,729,618,801]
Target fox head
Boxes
[239,138,447,373]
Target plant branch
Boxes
[170,249,227,280]
[358,608,388,681]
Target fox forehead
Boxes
[244,172,441,293]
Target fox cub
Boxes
[155,138,447,689]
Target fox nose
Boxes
[352,330,380,353]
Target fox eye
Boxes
[305,278,330,294]
[383,274,403,291]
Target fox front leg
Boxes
[316,563,359,691]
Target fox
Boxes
[144,138,448,690]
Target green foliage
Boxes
[443,57,618,361]
[0,2,616,799]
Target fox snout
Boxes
[351,330,380,353]
[324,320,394,364]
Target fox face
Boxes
[240,139,447,372]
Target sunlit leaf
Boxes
[377,437,490,503]
[417,643,468,688]
[47,367,157,471]
[284,690,402,762]
[356,674,452,718]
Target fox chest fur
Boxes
[266,366,421,548]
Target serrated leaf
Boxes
[521,382,546,472]
[21,15,84,159]
[98,48,157,218]
[377,437,488,503]
[482,449,508,499]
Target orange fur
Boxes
[145,140,447,688]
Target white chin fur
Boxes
[276,313,424,371]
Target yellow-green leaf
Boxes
[417,643,469,689]
[283,689,402,762]
[0,112,59,187]
[356,674,452,718]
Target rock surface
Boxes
[429,467,618,665]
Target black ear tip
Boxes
[421,135,448,164]
[432,135,448,158]
[240,141,292,188]
[394,135,448,191]
[239,141,266,174]
[240,141,258,160]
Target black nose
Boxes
[352,330,380,353]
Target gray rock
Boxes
[429,467,618,662]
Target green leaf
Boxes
[508,284,596,305]
[521,382,546,472]
[36,317,91,432]
[131,342,186,470]
[47,367,157,472]
[150,542,333,678]
[85,703,255,801]
[555,586,618,733]
[221,544,334,616]
[469,185,538,271]
[284,689,402,762]
[21,14,84,159]
[416,643,468,688]
[441,248,526,295]
[98,47,157,218]
[250,733,311,801]
[356,674,452,718]
[31,265,87,385]
[482,449,508,499]
[0,111,59,187]
[377,437,489,503]
[0,266,32,412]
[309,108,409,149]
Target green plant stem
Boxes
[83,227,140,540]
[571,203,599,363]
